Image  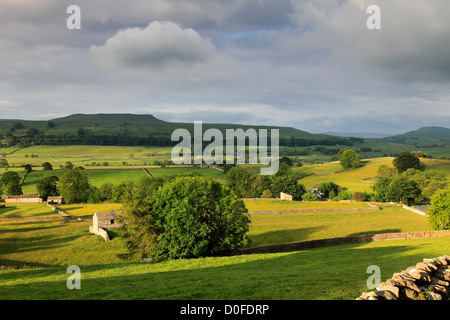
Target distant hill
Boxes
[388,126,450,140]
[322,132,394,139]
[0,113,361,148]
[52,113,166,124]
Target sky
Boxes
[1,0,450,134]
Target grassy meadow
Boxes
[297,157,450,192]
[59,203,122,218]
[0,145,449,300]
[247,206,431,247]
[0,236,448,300]
[0,203,59,218]
[1,145,174,168]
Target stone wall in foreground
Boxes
[357,255,450,300]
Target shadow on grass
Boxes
[0,204,58,218]
[0,234,83,256]
[0,205,21,217]
[347,229,402,237]
[0,239,448,300]
[248,226,324,248]
[0,220,62,234]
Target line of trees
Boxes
[1,129,362,148]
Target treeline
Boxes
[1,133,174,148]
[280,137,362,147]
[0,130,362,148]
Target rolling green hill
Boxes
[1,114,450,159]
[0,113,362,149]
[389,126,450,140]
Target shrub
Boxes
[318,182,340,198]
[302,192,317,201]
[337,190,352,200]
[352,192,366,202]
[427,189,450,230]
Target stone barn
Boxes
[280,192,293,201]
[93,211,121,229]
[47,196,64,204]
[89,211,122,241]
[4,195,42,203]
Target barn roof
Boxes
[93,211,120,220]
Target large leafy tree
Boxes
[37,176,59,201]
[338,148,361,169]
[387,176,421,206]
[428,189,450,230]
[58,170,90,203]
[225,165,261,198]
[119,176,251,261]
[393,151,421,173]
[1,171,22,196]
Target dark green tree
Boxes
[225,165,260,198]
[37,176,59,201]
[42,162,53,170]
[317,182,340,198]
[119,176,251,261]
[0,171,20,186]
[7,181,22,196]
[393,151,421,173]
[270,176,306,201]
[58,170,90,203]
[99,182,114,202]
[1,171,22,196]
[279,156,293,167]
[387,176,421,206]
[64,161,75,170]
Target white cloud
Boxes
[89,21,216,71]
[0,100,20,109]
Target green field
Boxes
[0,145,449,300]
[0,145,174,168]
[59,203,123,218]
[244,200,368,212]
[247,206,431,247]
[0,236,448,300]
[0,203,59,218]
[297,158,450,192]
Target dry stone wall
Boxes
[238,230,450,255]
[357,255,450,300]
